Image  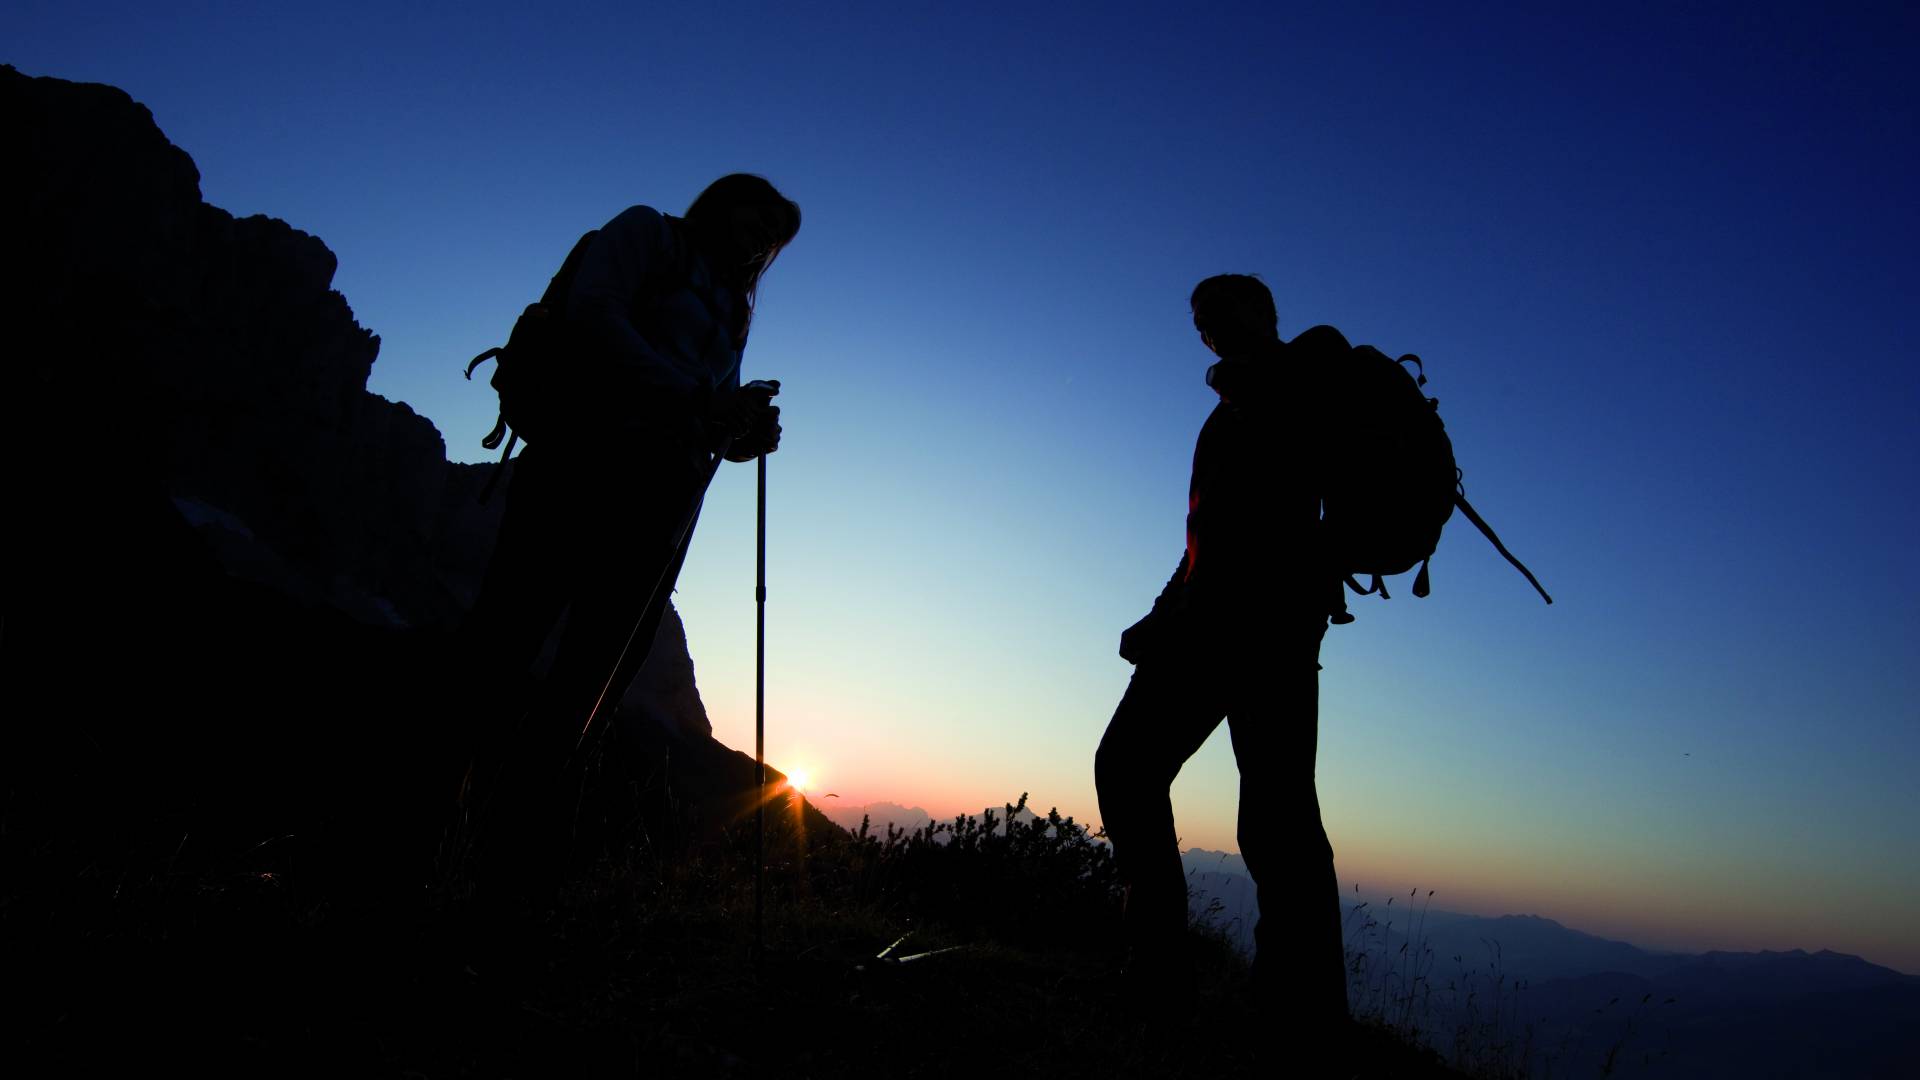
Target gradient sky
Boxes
[10,3,1916,972]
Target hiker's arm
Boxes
[568,205,708,406]
[1119,553,1189,663]
[1153,553,1189,612]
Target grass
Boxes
[1335,885,1679,1079]
[1341,885,1540,1079]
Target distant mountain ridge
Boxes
[1180,853,1917,1078]
[820,801,933,837]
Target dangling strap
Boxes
[476,430,518,505]
[1344,573,1389,599]
[468,349,507,460]
[465,347,502,380]
[1412,558,1432,598]
[480,411,508,451]
[1454,495,1553,604]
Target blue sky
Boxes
[9,2,1916,970]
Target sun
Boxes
[786,768,811,793]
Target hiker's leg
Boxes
[1095,657,1226,961]
[543,466,704,737]
[458,448,603,803]
[455,448,596,907]
[504,462,701,889]
[1228,625,1347,1025]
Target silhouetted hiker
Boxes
[454,174,800,909]
[1095,274,1349,1035]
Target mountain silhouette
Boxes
[1521,950,1918,1079]
[1182,853,1918,1077]
[820,800,935,836]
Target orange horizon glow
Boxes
[756,780,1920,974]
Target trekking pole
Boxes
[754,450,767,964]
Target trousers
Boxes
[453,440,706,899]
[465,441,707,736]
[1093,620,1347,1023]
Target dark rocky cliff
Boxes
[8,61,497,629]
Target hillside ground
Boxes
[9,770,1471,1078]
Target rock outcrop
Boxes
[8,62,478,628]
[1,57,787,879]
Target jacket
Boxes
[1149,332,1345,638]
[563,205,745,457]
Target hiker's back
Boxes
[562,205,744,454]
[467,205,747,472]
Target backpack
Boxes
[463,228,601,494]
[1298,325,1552,622]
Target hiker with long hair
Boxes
[1094,274,1349,1036]
[457,174,800,900]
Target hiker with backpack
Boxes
[455,174,801,904]
[1094,274,1353,1035]
[1094,274,1549,1035]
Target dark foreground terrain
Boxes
[10,777,1471,1078]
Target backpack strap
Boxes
[479,412,508,452]
[1453,494,1553,605]
[464,346,502,380]
[1342,562,1433,601]
[1344,574,1390,599]
[476,431,518,505]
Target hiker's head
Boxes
[686,173,801,303]
[1190,274,1278,358]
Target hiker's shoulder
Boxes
[1289,324,1352,354]
[600,204,679,246]
[606,203,666,226]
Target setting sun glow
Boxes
[786,769,811,793]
